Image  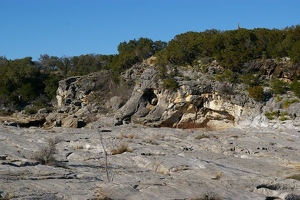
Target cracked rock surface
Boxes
[0,117,300,200]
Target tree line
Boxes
[0,25,300,114]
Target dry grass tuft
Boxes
[118,132,136,139]
[287,174,300,181]
[195,133,210,140]
[111,142,132,155]
[286,161,300,170]
[0,192,15,200]
[128,132,135,139]
[90,187,112,200]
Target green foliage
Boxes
[157,65,168,79]
[275,95,283,102]
[215,69,236,83]
[279,116,289,121]
[18,83,39,102]
[289,40,300,64]
[0,57,44,107]
[270,78,288,95]
[115,37,166,70]
[43,74,62,99]
[155,26,300,71]
[290,78,300,97]
[239,73,260,87]
[265,111,280,120]
[282,98,299,108]
[158,32,204,65]
[56,56,72,77]
[24,106,39,115]
[105,38,167,81]
[248,85,264,101]
[1,25,300,115]
[163,77,179,90]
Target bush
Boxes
[290,78,300,97]
[34,137,63,166]
[248,86,264,101]
[163,77,179,90]
[270,78,288,95]
[24,106,39,115]
[265,111,279,120]
[215,69,236,83]
[239,73,260,87]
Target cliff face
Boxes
[115,67,258,129]
[243,57,300,79]
[52,58,300,129]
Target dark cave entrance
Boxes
[141,89,158,106]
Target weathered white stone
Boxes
[1,122,300,199]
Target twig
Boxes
[98,130,111,182]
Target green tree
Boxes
[38,54,59,72]
[289,40,300,64]
[0,57,44,107]
[70,54,102,76]
[159,32,202,65]
[56,56,72,77]
[43,73,62,99]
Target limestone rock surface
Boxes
[0,119,300,199]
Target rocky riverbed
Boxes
[0,116,300,200]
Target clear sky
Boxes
[1,0,299,61]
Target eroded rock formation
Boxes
[2,58,300,129]
[116,66,259,129]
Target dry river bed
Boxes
[0,119,300,200]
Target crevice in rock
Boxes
[18,118,46,128]
[141,88,158,106]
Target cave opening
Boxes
[141,89,158,106]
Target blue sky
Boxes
[1,0,299,61]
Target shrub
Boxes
[290,78,300,97]
[163,77,179,90]
[265,111,279,120]
[24,106,39,115]
[279,116,289,121]
[215,69,236,83]
[270,78,288,95]
[248,85,264,101]
[34,137,63,166]
[239,73,260,87]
